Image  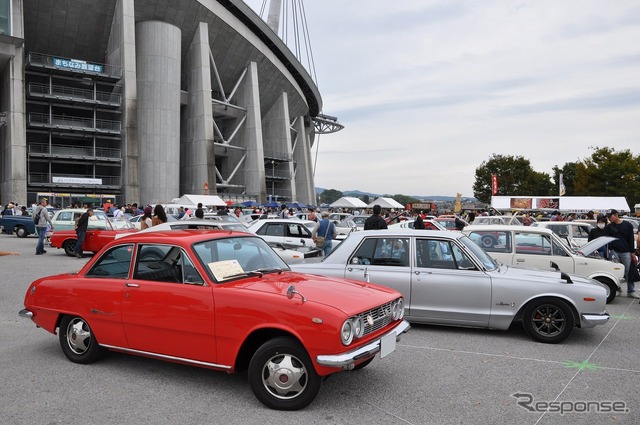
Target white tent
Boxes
[367,197,404,209]
[330,197,367,208]
[171,194,227,207]
[491,196,630,213]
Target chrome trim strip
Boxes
[19,309,33,318]
[100,344,232,370]
[316,320,411,367]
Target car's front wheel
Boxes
[58,315,104,364]
[63,239,77,256]
[248,337,322,410]
[594,276,617,304]
[523,298,575,343]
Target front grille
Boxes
[357,301,393,336]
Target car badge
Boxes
[366,315,374,326]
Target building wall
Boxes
[2,0,322,207]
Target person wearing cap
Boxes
[605,209,638,299]
[33,198,53,255]
[312,211,336,256]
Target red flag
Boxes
[491,174,498,195]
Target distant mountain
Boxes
[315,187,475,202]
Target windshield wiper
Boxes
[253,267,284,275]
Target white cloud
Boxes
[244,0,640,197]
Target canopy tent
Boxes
[242,200,260,207]
[367,197,404,209]
[330,197,367,209]
[286,202,307,209]
[171,194,227,207]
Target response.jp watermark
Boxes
[511,392,629,415]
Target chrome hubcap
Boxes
[66,318,92,354]
[262,354,307,399]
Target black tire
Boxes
[58,315,104,364]
[15,225,29,238]
[480,235,497,248]
[63,239,77,257]
[522,298,575,344]
[248,337,322,410]
[352,356,374,371]
[594,277,617,304]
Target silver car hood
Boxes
[497,263,599,287]
[575,236,617,256]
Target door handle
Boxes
[516,259,525,263]
[125,283,139,288]
[415,271,432,275]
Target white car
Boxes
[247,218,316,248]
[50,208,108,230]
[463,225,624,303]
[531,221,593,247]
[389,218,447,231]
[117,219,248,239]
[472,216,529,226]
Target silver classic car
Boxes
[291,230,609,344]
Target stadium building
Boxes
[0,0,341,207]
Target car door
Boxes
[410,237,491,326]
[283,222,313,247]
[512,231,574,272]
[121,244,217,363]
[84,218,110,252]
[255,222,286,245]
[345,236,412,305]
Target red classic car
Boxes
[19,230,410,410]
[49,217,136,256]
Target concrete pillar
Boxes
[106,0,138,203]
[263,92,294,201]
[236,62,266,202]
[292,116,315,205]
[182,22,215,196]
[135,20,181,204]
[0,0,26,206]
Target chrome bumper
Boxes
[19,309,33,319]
[316,319,410,368]
[580,311,609,328]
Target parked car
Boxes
[129,213,177,230]
[19,230,409,410]
[50,217,136,256]
[291,229,609,343]
[472,216,528,226]
[388,218,446,231]
[531,221,594,247]
[247,218,317,248]
[435,216,469,231]
[0,214,37,238]
[463,225,624,303]
[51,209,109,231]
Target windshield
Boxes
[192,236,289,283]
[459,235,499,270]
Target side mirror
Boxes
[550,261,560,271]
[301,239,306,246]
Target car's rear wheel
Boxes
[63,239,77,257]
[248,337,322,410]
[594,276,617,304]
[15,225,29,238]
[523,298,575,344]
[480,235,497,248]
[58,315,104,364]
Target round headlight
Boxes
[341,320,354,345]
[352,316,364,338]
[396,298,404,320]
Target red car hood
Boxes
[235,271,400,316]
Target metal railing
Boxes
[28,173,121,186]
[28,113,121,133]
[28,83,121,105]
[27,52,123,78]
[28,143,121,159]
[265,168,290,179]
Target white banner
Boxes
[52,176,102,185]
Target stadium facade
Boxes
[0,0,330,207]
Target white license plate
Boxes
[380,332,396,358]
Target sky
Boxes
[243,0,640,198]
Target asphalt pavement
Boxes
[1,232,639,424]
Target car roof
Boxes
[113,229,257,243]
[464,224,555,234]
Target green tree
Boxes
[574,147,640,209]
[391,194,421,208]
[552,162,578,196]
[473,154,553,203]
[362,194,370,205]
[319,189,343,205]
